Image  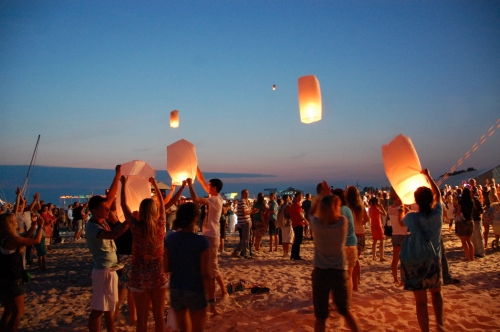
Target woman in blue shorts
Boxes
[164,202,210,331]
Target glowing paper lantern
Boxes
[167,139,198,186]
[272,85,276,90]
[298,75,322,124]
[170,110,179,128]
[381,134,430,205]
[116,160,156,221]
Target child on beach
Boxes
[164,202,211,332]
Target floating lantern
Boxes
[381,134,430,205]
[298,75,322,124]
[167,139,198,186]
[272,85,276,90]
[116,160,156,221]
[170,110,179,128]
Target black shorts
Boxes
[220,217,227,239]
[0,279,26,299]
[170,288,207,312]
[268,219,277,235]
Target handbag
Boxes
[384,214,392,237]
[399,214,438,287]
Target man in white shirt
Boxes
[187,167,229,315]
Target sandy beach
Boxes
[4,227,500,332]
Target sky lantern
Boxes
[167,139,198,186]
[272,84,276,90]
[116,160,156,221]
[170,110,179,128]
[381,134,430,205]
[298,75,322,124]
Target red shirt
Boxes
[289,202,306,227]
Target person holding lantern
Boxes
[120,176,185,332]
[86,165,130,332]
[187,169,229,316]
[402,169,445,332]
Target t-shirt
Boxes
[290,202,306,228]
[302,200,312,220]
[202,195,223,238]
[16,212,31,235]
[237,199,252,224]
[73,206,84,220]
[165,231,209,292]
[389,205,407,235]
[341,206,357,246]
[309,215,347,270]
[402,202,443,259]
[86,220,118,269]
[268,200,278,221]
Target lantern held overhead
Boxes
[298,75,322,124]
[167,139,198,186]
[170,110,179,128]
[116,160,156,221]
[381,134,430,205]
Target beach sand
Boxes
[4,227,500,331]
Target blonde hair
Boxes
[138,198,159,245]
[345,186,364,220]
[0,213,25,254]
[0,213,18,238]
[317,195,341,225]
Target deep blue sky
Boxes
[1,1,499,192]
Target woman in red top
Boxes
[40,204,56,250]
[368,197,387,261]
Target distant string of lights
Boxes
[437,118,500,186]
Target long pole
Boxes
[21,135,41,197]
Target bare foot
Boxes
[209,304,218,317]
[220,292,230,302]
[372,257,377,261]
[380,258,387,262]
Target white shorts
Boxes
[91,269,118,311]
[281,226,294,244]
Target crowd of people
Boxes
[1,167,500,332]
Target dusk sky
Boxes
[1,1,499,191]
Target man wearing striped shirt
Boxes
[231,189,258,259]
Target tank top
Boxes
[0,237,24,282]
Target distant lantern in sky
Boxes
[170,110,179,128]
[298,75,322,124]
[272,85,276,90]
[167,139,198,186]
[381,134,430,205]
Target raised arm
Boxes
[310,181,330,217]
[164,181,186,211]
[105,165,122,208]
[14,187,22,214]
[196,166,209,194]
[120,176,134,223]
[26,192,40,212]
[163,184,177,204]
[187,178,208,205]
[422,169,441,206]
[150,177,166,221]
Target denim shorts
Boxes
[170,288,207,312]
